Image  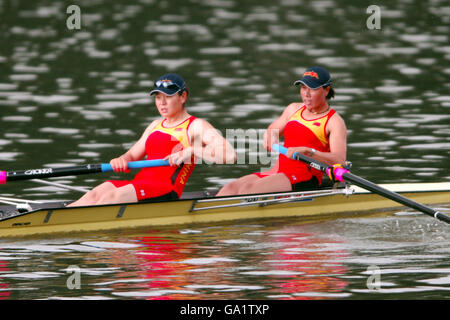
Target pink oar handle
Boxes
[0,171,6,184]
[326,166,349,182]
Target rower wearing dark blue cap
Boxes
[217,66,347,196]
[294,66,332,88]
[150,73,188,96]
[69,73,236,207]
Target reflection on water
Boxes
[0,219,352,300]
[0,0,449,300]
[0,213,449,300]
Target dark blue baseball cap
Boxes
[150,73,187,96]
[294,66,332,89]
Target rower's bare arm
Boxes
[312,114,347,165]
[327,114,347,164]
[109,120,160,171]
[264,103,299,150]
[190,119,236,164]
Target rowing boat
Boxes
[1,182,449,238]
[1,146,449,238]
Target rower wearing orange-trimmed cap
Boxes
[68,73,236,207]
[217,66,347,196]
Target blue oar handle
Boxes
[272,144,288,156]
[100,159,170,172]
[272,144,302,160]
[273,143,339,175]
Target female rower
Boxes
[216,66,347,196]
[69,73,236,206]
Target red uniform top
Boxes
[255,105,335,185]
[109,116,196,200]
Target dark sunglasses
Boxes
[155,80,183,90]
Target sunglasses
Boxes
[155,80,184,90]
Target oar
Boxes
[272,144,450,224]
[0,159,169,184]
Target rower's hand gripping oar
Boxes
[0,159,169,184]
[272,144,450,224]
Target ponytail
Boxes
[326,86,335,100]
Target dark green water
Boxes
[0,0,449,300]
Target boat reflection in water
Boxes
[86,221,350,300]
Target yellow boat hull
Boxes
[0,182,449,238]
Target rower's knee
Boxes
[67,182,117,207]
[89,183,115,202]
[96,190,119,205]
[95,185,137,205]
[219,176,260,196]
[217,180,241,196]
[237,181,256,195]
[85,187,105,203]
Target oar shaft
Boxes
[272,144,450,224]
[342,172,450,223]
[3,164,102,182]
[0,159,169,184]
